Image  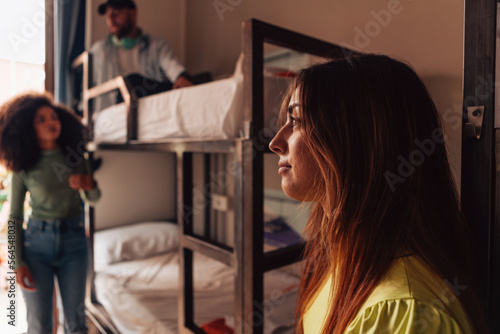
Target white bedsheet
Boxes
[93,75,245,142]
[92,62,292,142]
[95,252,300,334]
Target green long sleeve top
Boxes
[9,148,101,268]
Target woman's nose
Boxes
[269,128,286,154]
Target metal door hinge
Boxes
[464,106,485,140]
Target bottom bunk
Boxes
[88,149,309,333]
[93,221,301,334]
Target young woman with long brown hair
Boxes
[269,54,489,333]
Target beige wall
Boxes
[185,0,464,185]
[93,151,177,229]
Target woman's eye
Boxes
[289,115,299,128]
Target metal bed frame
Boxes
[72,18,350,334]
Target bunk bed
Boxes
[91,200,305,334]
[72,18,350,334]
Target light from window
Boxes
[0,0,46,105]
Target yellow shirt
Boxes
[303,256,474,333]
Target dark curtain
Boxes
[54,0,86,107]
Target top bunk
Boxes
[72,19,353,153]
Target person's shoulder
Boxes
[346,256,474,333]
[10,170,25,179]
[89,36,111,53]
[141,34,171,48]
[346,298,467,333]
[359,256,415,307]
[90,38,105,48]
[141,32,160,41]
[360,255,458,307]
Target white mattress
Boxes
[95,252,301,334]
[93,62,292,142]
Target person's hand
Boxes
[16,265,36,291]
[68,174,97,191]
[173,76,194,89]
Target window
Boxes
[0,0,47,104]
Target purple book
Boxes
[264,218,304,248]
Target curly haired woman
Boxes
[0,92,100,334]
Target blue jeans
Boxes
[21,216,88,334]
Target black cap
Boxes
[98,0,136,15]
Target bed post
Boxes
[234,19,266,334]
[122,78,139,141]
[178,150,200,333]
[236,19,356,334]
[71,52,94,139]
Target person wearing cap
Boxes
[90,0,193,110]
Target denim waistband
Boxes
[28,215,83,233]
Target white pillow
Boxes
[94,221,178,270]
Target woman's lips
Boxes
[278,163,291,174]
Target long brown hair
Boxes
[284,55,488,333]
